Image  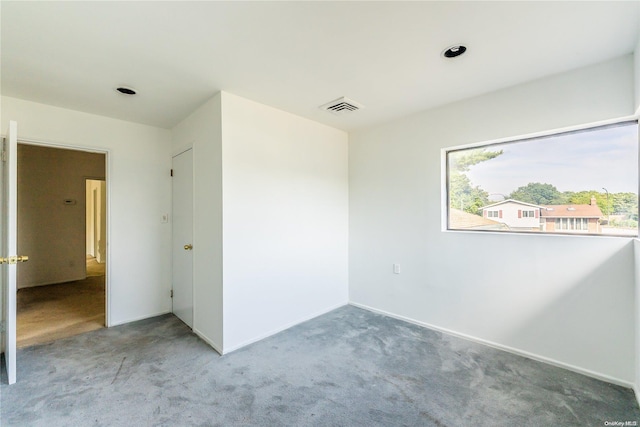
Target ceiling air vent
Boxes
[320,97,363,116]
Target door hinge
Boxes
[170,169,173,177]
[1,138,6,162]
[170,289,173,298]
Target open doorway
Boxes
[16,144,107,348]
[86,178,106,274]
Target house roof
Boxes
[449,209,510,230]
[480,199,545,210]
[540,204,603,218]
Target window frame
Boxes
[441,115,640,238]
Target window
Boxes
[554,218,589,231]
[446,120,639,236]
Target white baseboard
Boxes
[349,301,635,389]
[109,310,172,327]
[222,301,348,355]
[18,277,87,289]
[193,328,223,355]
[106,311,224,357]
[635,385,640,408]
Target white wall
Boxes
[171,94,224,351]
[171,92,348,353]
[2,96,172,326]
[349,55,637,384]
[221,92,349,352]
[17,145,105,288]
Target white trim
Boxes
[193,327,223,355]
[109,310,171,327]
[440,148,448,231]
[190,145,196,334]
[15,136,113,327]
[17,277,88,289]
[172,141,194,158]
[222,301,348,354]
[16,137,111,155]
[105,151,112,327]
[634,239,640,407]
[445,114,639,152]
[349,301,635,389]
[445,227,636,240]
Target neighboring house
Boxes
[480,196,603,234]
[540,196,603,233]
[480,200,544,231]
[449,208,510,231]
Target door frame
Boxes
[17,137,112,327]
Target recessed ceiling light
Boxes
[115,86,137,96]
[442,45,467,59]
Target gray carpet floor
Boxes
[1,305,639,426]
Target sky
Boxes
[455,122,638,198]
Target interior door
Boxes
[1,121,20,384]
[171,149,193,328]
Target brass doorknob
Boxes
[17,255,29,262]
[184,244,193,251]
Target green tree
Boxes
[449,173,490,214]
[449,148,503,173]
[509,183,566,205]
[612,192,638,220]
[565,191,607,213]
[449,148,503,214]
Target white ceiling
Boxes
[2,1,639,131]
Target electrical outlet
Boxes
[393,264,401,274]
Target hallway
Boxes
[16,257,105,348]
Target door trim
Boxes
[15,137,112,327]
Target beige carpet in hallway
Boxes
[17,257,105,348]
